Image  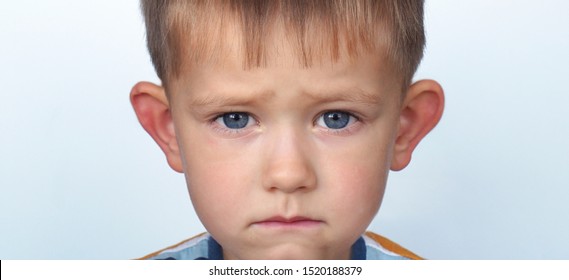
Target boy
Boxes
[131,0,444,260]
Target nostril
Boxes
[261,138,317,193]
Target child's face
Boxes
[165,46,404,259]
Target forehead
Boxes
[168,21,399,97]
[169,41,400,109]
[184,49,389,88]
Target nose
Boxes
[262,127,317,193]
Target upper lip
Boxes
[259,216,318,223]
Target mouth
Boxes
[253,216,324,228]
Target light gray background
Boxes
[1,0,568,259]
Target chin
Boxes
[253,245,334,260]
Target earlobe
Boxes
[130,81,184,173]
[391,80,445,171]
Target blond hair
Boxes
[141,0,425,91]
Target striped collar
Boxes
[142,232,415,260]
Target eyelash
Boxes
[210,112,259,137]
[315,111,360,136]
[209,111,361,136]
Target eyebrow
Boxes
[189,90,276,107]
[188,87,381,107]
[303,87,382,105]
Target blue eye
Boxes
[216,112,251,129]
[317,111,353,129]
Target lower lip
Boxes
[254,220,323,228]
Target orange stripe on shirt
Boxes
[137,232,208,260]
[365,231,423,260]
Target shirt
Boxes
[139,231,422,260]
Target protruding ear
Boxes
[391,80,445,171]
[130,81,183,173]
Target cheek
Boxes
[328,161,387,216]
[319,130,394,223]
[177,130,259,229]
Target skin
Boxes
[130,34,444,260]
